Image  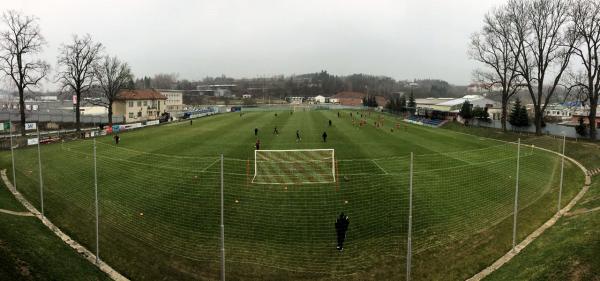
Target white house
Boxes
[314,95,327,103]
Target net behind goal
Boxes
[253,149,335,184]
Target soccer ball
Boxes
[140,212,144,216]
[344,200,348,204]
[235,200,239,203]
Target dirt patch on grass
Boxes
[569,260,598,281]
[0,239,33,280]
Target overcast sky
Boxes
[1,0,507,90]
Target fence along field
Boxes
[3,110,583,280]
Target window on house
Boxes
[143,101,148,106]
[128,101,133,107]
[137,101,142,107]
[137,111,142,117]
[129,112,134,118]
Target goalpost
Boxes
[253,149,336,184]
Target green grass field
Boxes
[0,110,585,280]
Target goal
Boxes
[253,149,336,184]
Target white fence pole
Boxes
[37,126,44,219]
[406,152,414,281]
[512,138,521,251]
[220,154,226,281]
[9,114,16,191]
[93,138,100,264]
[558,135,566,212]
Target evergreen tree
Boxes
[517,104,529,127]
[575,117,588,136]
[509,98,529,127]
[407,91,416,115]
[400,95,407,113]
[509,98,521,126]
[459,101,473,119]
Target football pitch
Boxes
[2,109,584,280]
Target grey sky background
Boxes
[1,0,507,90]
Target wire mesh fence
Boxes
[2,123,585,280]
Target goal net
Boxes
[253,149,335,184]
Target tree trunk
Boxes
[534,107,543,135]
[107,103,113,126]
[589,101,597,140]
[18,87,26,136]
[501,97,508,132]
[75,91,81,132]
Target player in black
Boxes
[114,134,120,145]
[322,131,328,142]
[273,126,279,135]
[335,213,350,251]
[255,139,260,150]
[329,119,332,126]
[296,130,301,142]
[254,128,258,136]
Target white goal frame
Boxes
[253,149,336,184]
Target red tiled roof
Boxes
[115,89,167,100]
[333,91,366,99]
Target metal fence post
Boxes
[512,138,521,251]
[220,154,225,281]
[406,152,413,281]
[9,114,16,191]
[557,135,565,212]
[93,138,100,264]
[37,126,44,218]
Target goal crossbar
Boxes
[253,149,336,185]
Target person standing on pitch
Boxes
[296,130,301,142]
[273,126,279,135]
[190,119,193,125]
[254,127,258,136]
[322,131,328,142]
[329,119,332,126]
[255,139,260,150]
[114,134,120,145]
[335,213,349,251]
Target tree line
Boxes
[470,0,600,139]
[0,10,132,135]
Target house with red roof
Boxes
[112,89,167,123]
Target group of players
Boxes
[253,119,330,150]
[251,110,408,150]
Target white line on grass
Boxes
[371,159,389,175]
[200,158,220,172]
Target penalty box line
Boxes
[200,158,220,172]
[371,159,390,175]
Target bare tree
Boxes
[570,0,600,139]
[0,10,49,135]
[506,0,578,135]
[56,34,103,132]
[152,73,178,89]
[469,7,522,132]
[94,56,133,125]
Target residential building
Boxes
[287,97,304,104]
[544,104,573,120]
[314,95,327,103]
[160,90,184,112]
[112,89,167,123]
[332,92,364,106]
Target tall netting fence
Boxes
[2,130,585,280]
